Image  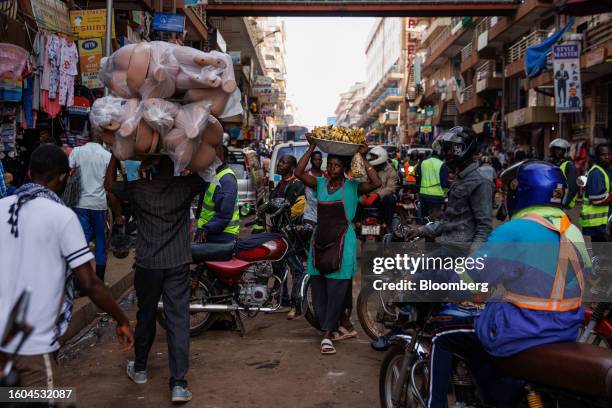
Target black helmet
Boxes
[433,126,478,170]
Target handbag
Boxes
[62,168,81,208]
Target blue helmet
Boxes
[500,160,567,214]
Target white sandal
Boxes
[320,338,336,355]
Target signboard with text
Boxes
[70,9,115,39]
[553,44,582,113]
[152,12,185,33]
[30,0,70,34]
[78,38,103,89]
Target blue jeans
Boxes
[427,315,523,408]
[275,254,304,309]
[74,208,107,266]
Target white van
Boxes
[269,141,327,187]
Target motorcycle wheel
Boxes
[380,345,421,408]
[157,274,217,337]
[301,276,321,331]
[357,285,398,340]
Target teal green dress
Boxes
[307,177,360,279]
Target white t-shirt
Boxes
[69,142,111,210]
[0,196,94,355]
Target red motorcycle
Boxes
[157,233,290,336]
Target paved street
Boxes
[59,282,381,408]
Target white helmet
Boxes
[549,138,570,150]
[367,146,388,166]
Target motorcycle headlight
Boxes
[408,166,415,172]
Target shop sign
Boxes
[255,75,273,86]
[553,43,582,113]
[30,0,70,34]
[585,47,605,68]
[70,9,115,39]
[420,125,433,134]
[229,51,241,65]
[152,12,185,33]
[78,38,104,89]
[425,105,434,117]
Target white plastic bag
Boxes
[139,41,180,99]
[142,99,179,137]
[174,100,212,140]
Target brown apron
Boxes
[313,183,349,275]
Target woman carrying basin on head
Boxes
[295,134,381,355]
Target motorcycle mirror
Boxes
[577,175,587,188]
[1,289,32,348]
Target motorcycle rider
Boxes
[580,143,612,243]
[195,145,240,244]
[549,138,578,209]
[422,160,590,408]
[403,150,419,185]
[405,127,492,246]
[361,146,398,229]
[416,149,449,220]
[371,128,492,351]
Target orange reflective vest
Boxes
[502,213,585,312]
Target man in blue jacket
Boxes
[195,145,240,243]
[423,160,590,407]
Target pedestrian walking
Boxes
[295,136,381,355]
[69,133,112,281]
[105,155,207,402]
[0,144,133,387]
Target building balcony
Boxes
[504,30,551,78]
[457,84,484,114]
[475,60,503,93]
[580,17,612,81]
[506,106,557,129]
[379,110,400,126]
[487,0,555,47]
[418,17,452,50]
[459,41,497,73]
[422,17,474,74]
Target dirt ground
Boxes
[59,283,382,408]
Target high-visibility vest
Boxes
[404,161,417,183]
[579,164,610,228]
[503,211,586,312]
[391,158,399,170]
[197,167,240,235]
[559,160,577,209]
[419,157,445,197]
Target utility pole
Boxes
[104,0,113,95]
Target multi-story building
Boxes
[358,18,405,144]
[335,82,365,128]
[410,4,612,161]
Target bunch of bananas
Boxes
[312,126,366,144]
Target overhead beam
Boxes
[205,3,518,17]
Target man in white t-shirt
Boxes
[69,135,112,281]
[0,144,133,387]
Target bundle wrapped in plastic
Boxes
[98,45,138,99]
[349,152,366,179]
[139,41,179,99]
[90,96,139,137]
[142,99,179,136]
[174,100,212,140]
[173,47,236,92]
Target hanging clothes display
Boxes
[46,35,61,99]
[58,37,78,106]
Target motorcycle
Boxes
[356,205,384,243]
[157,198,314,336]
[380,302,612,408]
[1,290,33,387]
[396,183,419,226]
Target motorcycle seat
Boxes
[493,342,612,399]
[191,242,235,262]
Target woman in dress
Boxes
[295,135,381,354]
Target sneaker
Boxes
[287,308,296,320]
[171,385,193,402]
[126,361,147,384]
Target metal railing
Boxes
[428,25,452,58]
[461,42,473,62]
[475,60,497,81]
[460,84,475,104]
[583,16,612,53]
[506,30,550,65]
[475,17,493,37]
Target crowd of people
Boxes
[0,122,611,405]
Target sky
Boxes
[281,17,375,128]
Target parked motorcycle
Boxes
[157,198,315,336]
[396,183,419,226]
[380,302,612,408]
[356,205,384,243]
